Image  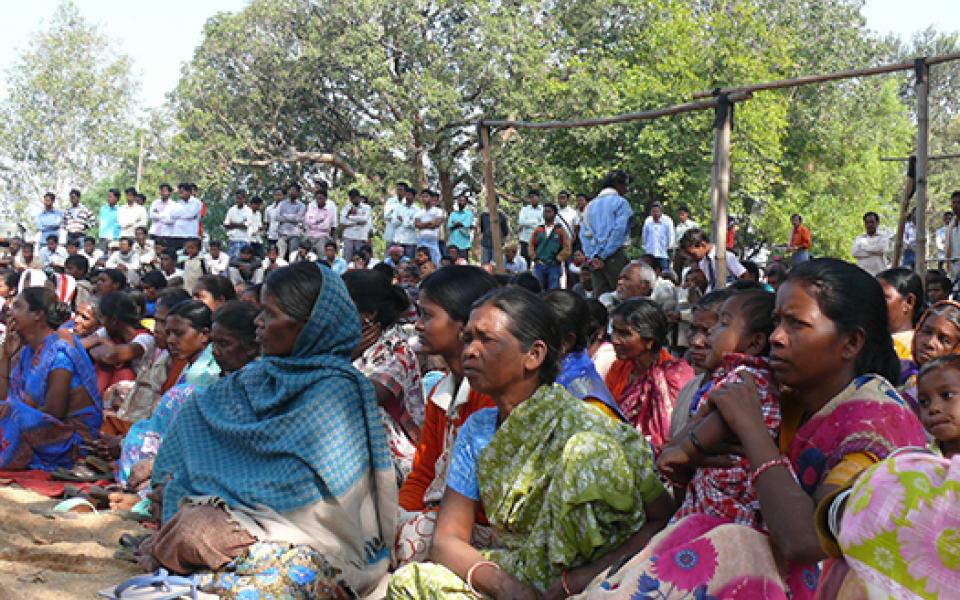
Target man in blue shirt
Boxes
[642,200,674,271]
[36,192,63,244]
[99,189,121,250]
[579,169,634,296]
[446,193,475,262]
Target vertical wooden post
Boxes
[709,95,733,288]
[915,59,929,278]
[480,124,505,273]
[891,159,914,268]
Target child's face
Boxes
[184,242,199,257]
[928,283,949,304]
[324,247,336,260]
[416,250,428,264]
[687,307,719,370]
[46,239,57,251]
[67,244,78,255]
[143,285,158,301]
[84,241,95,253]
[504,248,516,261]
[919,366,960,444]
[399,271,418,287]
[704,295,755,372]
[65,264,83,279]
[914,313,960,366]
[210,246,220,258]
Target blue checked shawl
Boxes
[153,264,392,522]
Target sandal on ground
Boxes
[98,568,212,599]
[51,464,104,482]
[85,455,116,475]
[119,533,152,550]
[29,497,100,519]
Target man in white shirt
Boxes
[264,189,283,252]
[391,188,420,258]
[119,187,148,239]
[517,189,544,263]
[248,196,267,257]
[340,189,372,261]
[223,190,254,257]
[414,189,445,265]
[678,227,747,291]
[106,237,141,281]
[203,240,231,276]
[851,211,890,276]
[383,182,407,250]
[134,227,156,269]
[80,236,105,268]
[149,183,177,244]
[169,183,202,251]
[642,200,675,270]
[39,235,68,268]
[556,190,580,240]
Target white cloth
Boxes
[557,206,579,237]
[224,205,253,243]
[851,233,890,276]
[518,204,544,244]
[171,197,202,238]
[698,246,746,291]
[414,207,444,241]
[106,249,141,271]
[248,209,265,242]
[204,252,231,276]
[265,204,280,240]
[340,202,372,241]
[675,218,700,245]
[118,204,148,238]
[383,196,402,244]
[149,199,177,237]
[80,248,105,266]
[392,203,420,245]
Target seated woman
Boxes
[576,258,927,599]
[388,287,672,599]
[0,287,101,469]
[898,300,960,414]
[542,289,623,419]
[395,266,498,566]
[605,298,695,449]
[133,263,395,599]
[191,273,235,312]
[343,270,423,482]
[87,292,155,394]
[113,300,220,500]
[876,267,924,362]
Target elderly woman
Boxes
[0,287,101,469]
[124,263,395,599]
[576,259,926,599]
[389,287,671,599]
[605,298,694,449]
[343,270,423,482]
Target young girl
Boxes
[658,288,778,530]
[899,300,960,414]
[918,354,960,456]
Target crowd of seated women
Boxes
[0,253,955,599]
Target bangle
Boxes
[561,570,573,597]
[688,430,707,454]
[828,488,854,540]
[466,560,500,596]
[751,457,791,484]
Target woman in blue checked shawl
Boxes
[140,262,397,599]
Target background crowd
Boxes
[0,169,956,600]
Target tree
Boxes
[0,1,138,227]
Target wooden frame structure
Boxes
[477,52,960,283]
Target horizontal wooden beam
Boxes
[880,152,960,162]
[692,52,960,99]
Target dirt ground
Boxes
[0,486,148,599]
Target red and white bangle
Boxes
[751,457,791,484]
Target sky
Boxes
[0,0,955,111]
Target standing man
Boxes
[383,182,406,251]
[902,208,917,269]
[937,210,952,270]
[580,170,633,296]
[517,189,544,263]
[392,188,419,258]
[303,186,337,254]
[787,213,812,266]
[248,196,266,258]
[642,200,674,271]
[530,203,571,290]
[414,190,445,265]
[674,204,699,243]
[149,183,176,245]
[64,189,95,246]
[479,197,508,265]
[223,190,254,257]
[265,188,283,252]
[169,183,202,251]
[99,189,121,251]
[556,190,580,241]
[119,187,148,239]
[276,183,306,257]
[677,228,747,291]
[446,193,474,262]
[36,192,63,245]
[340,189,371,261]
[851,211,890,276]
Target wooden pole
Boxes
[880,152,960,162]
[915,59,929,277]
[480,125,504,274]
[136,134,145,191]
[710,95,733,289]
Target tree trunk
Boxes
[438,167,455,213]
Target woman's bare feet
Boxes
[108,492,140,511]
